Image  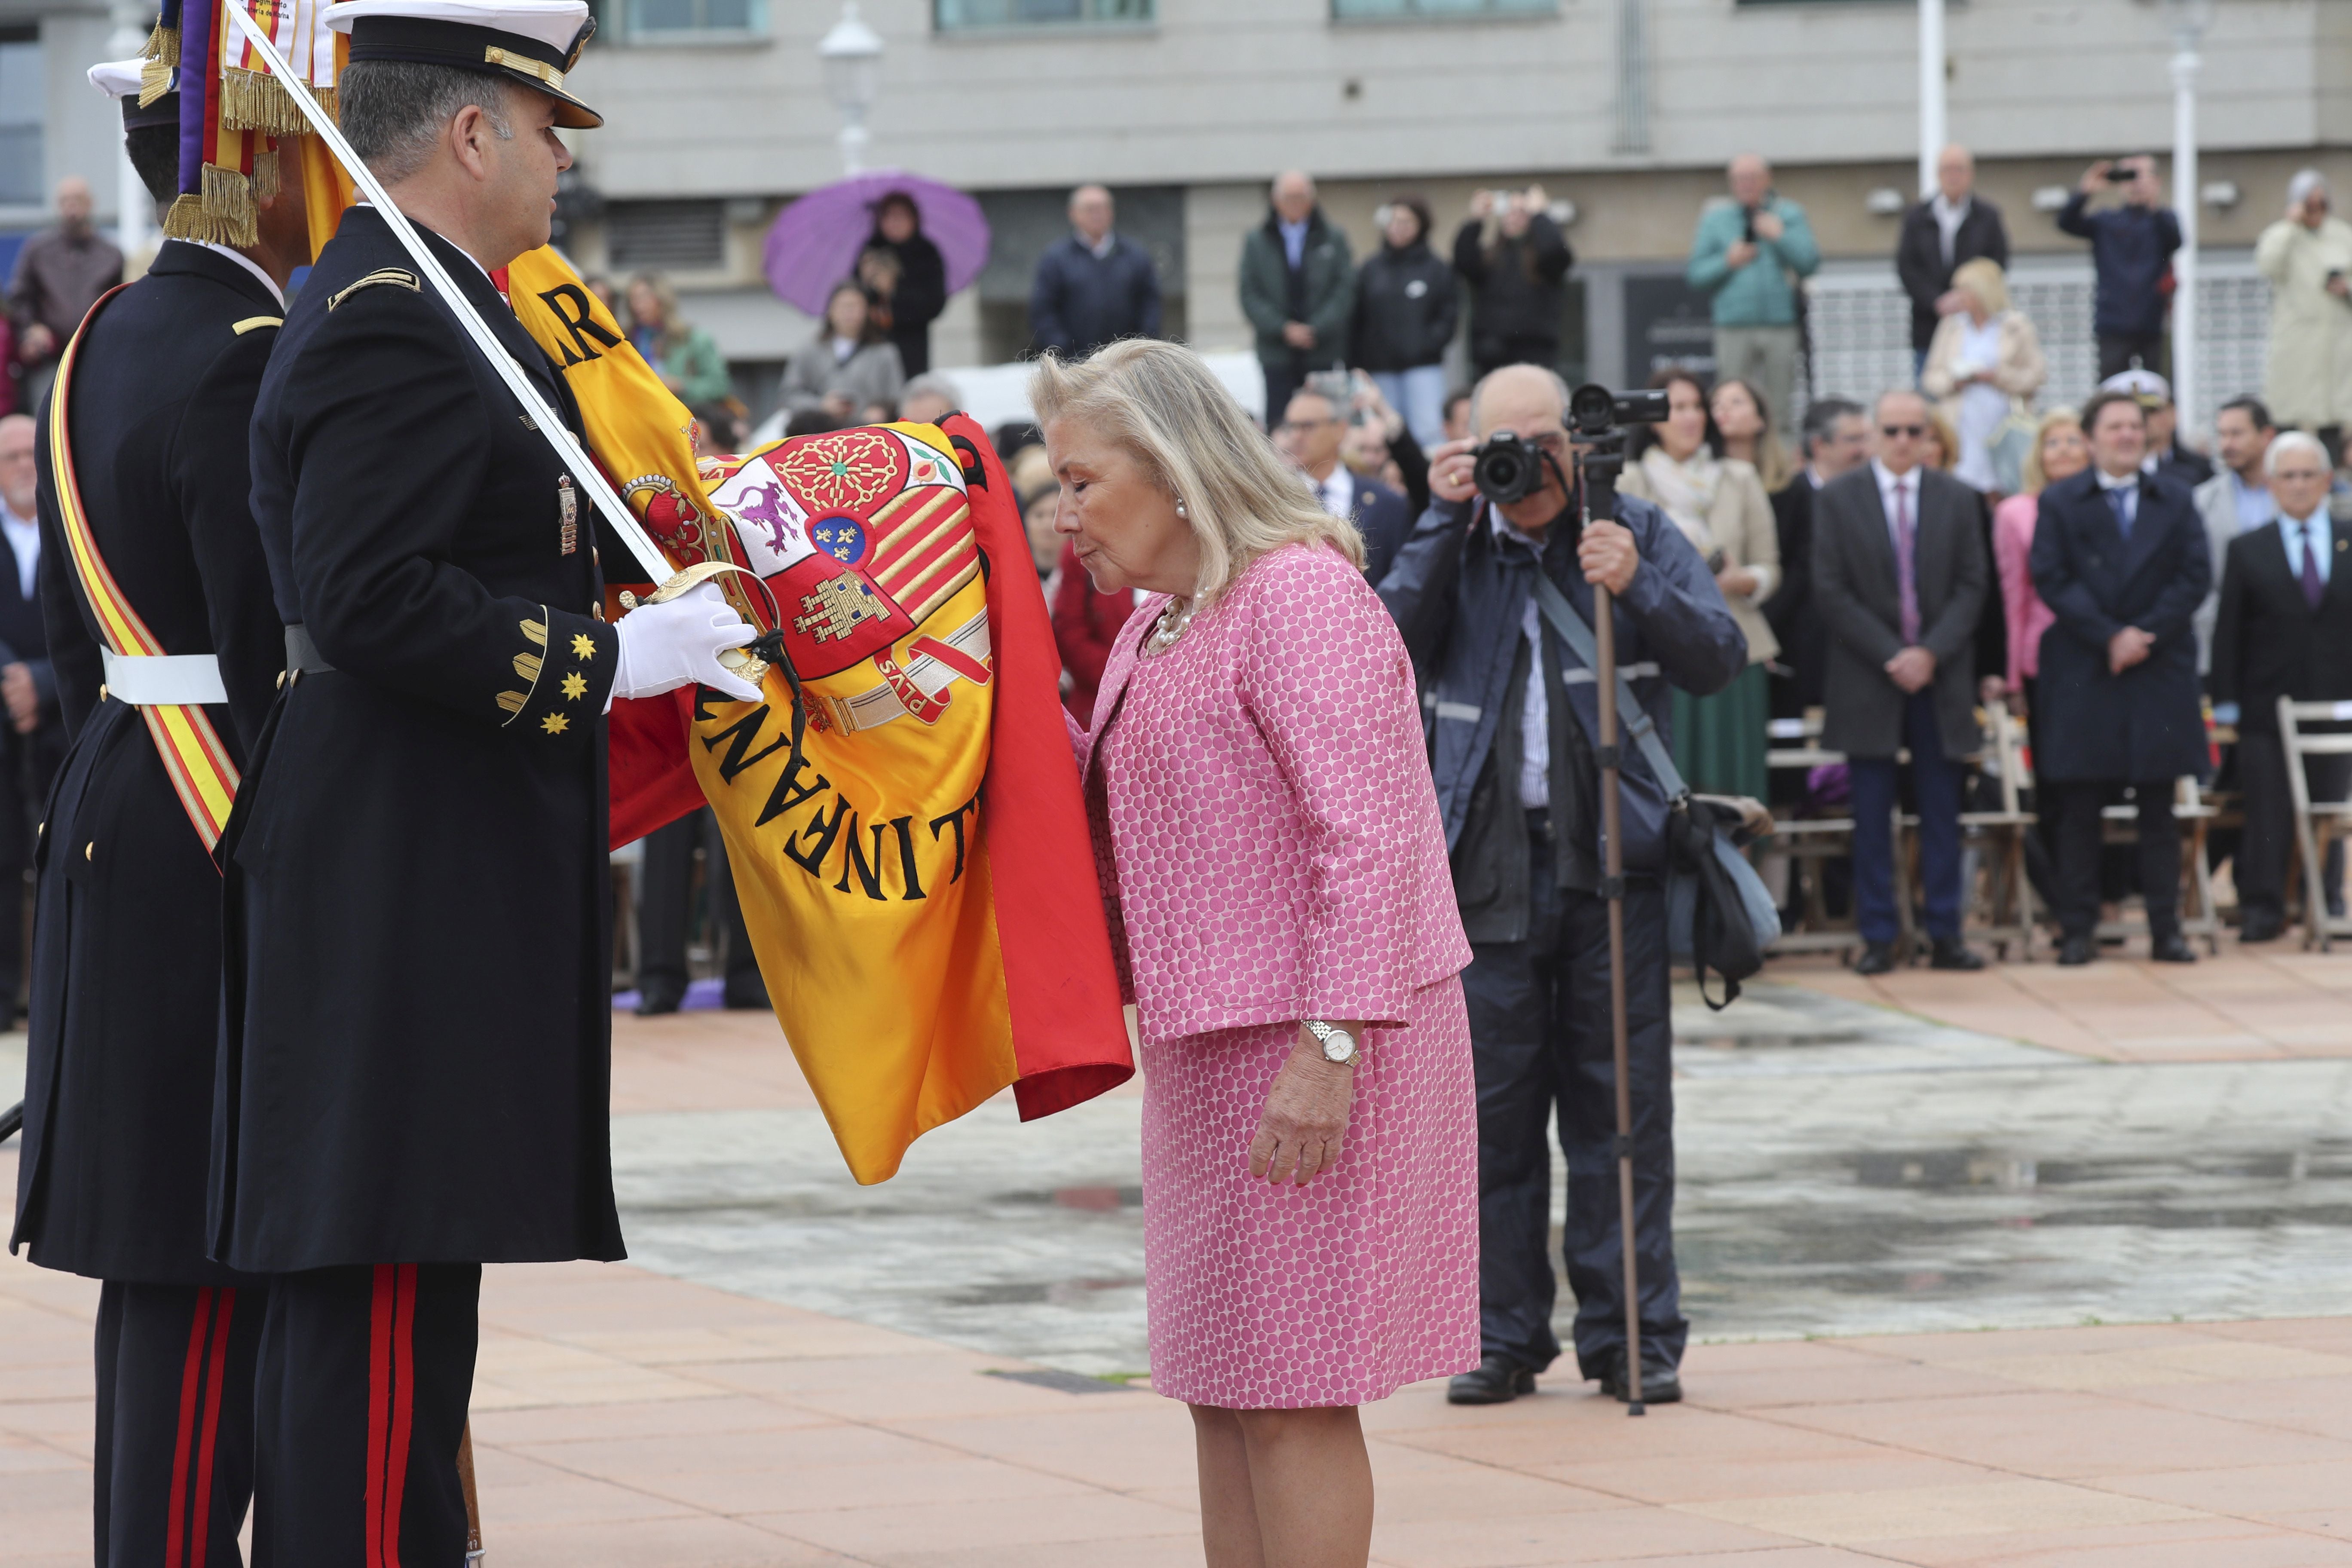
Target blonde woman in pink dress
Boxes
[1034,339,1478,1568]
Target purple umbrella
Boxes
[764,170,991,316]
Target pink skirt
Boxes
[1139,976,1480,1409]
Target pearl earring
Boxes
[1175,499,1188,518]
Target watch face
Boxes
[1321,1030,1357,1063]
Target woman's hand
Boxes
[1715,563,1758,600]
[1247,1026,1362,1188]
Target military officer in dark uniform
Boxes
[219,3,759,1559]
[9,55,306,1565]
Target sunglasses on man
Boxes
[1882,423,1928,439]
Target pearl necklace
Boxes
[1143,597,1195,655]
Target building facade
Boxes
[10,0,2351,420]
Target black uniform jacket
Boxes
[1813,465,1988,763]
[2211,511,2352,737]
[10,242,285,1285]
[2027,468,2211,784]
[214,207,625,1272]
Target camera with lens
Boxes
[1470,431,1550,505]
[1471,384,1671,507]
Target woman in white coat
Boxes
[2256,171,2352,439]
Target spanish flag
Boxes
[504,249,1132,1183]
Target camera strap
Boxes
[1527,572,1690,806]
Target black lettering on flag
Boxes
[784,793,852,878]
[756,747,830,828]
[889,815,925,901]
[836,812,888,900]
[700,703,792,784]
[539,283,624,368]
[928,789,981,884]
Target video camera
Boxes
[1470,384,1671,508]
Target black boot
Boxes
[1446,1354,1535,1405]
[634,977,686,1016]
[1593,1348,1683,1404]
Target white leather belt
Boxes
[101,647,229,706]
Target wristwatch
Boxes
[1304,1019,1362,1068]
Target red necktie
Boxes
[1894,478,1920,645]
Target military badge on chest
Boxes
[558,474,579,555]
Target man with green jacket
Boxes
[1239,170,1354,428]
[1687,154,1819,439]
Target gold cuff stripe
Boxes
[513,652,543,682]
[484,47,564,90]
[232,315,282,335]
[496,691,527,716]
[521,618,548,646]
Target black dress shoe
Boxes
[633,978,686,1017]
[1854,941,1898,976]
[1929,937,1986,971]
[2057,934,2096,966]
[2239,910,2284,943]
[723,973,771,1010]
[1447,1354,1535,1405]
[2149,931,2198,964]
[1594,1350,1683,1405]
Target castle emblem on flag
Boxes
[794,574,890,643]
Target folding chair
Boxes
[2278,697,2352,952]
[1957,700,2040,960]
[1755,714,1863,954]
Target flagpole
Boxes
[217,0,675,586]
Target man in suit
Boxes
[2192,395,2278,673]
[2211,432,2352,942]
[223,7,761,1558]
[2102,368,2216,490]
[1766,396,1871,721]
[1896,144,2009,380]
[2028,390,2211,965]
[1276,384,1413,585]
[0,408,62,1014]
[8,58,299,1563]
[1813,389,1990,975]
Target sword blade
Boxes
[217,0,674,584]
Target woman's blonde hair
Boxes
[1711,376,1793,491]
[1922,405,1961,470]
[2019,407,2082,496]
[1951,256,2009,315]
[1027,339,1363,605]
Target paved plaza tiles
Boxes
[5,944,2352,1565]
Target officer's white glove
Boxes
[607,583,764,708]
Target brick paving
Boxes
[5,942,2352,1565]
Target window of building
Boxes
[935,0,1152,31]
[0,28,43,208]
[1331,0,1551,18]
[624,0,762,40]
[606,199,728,272]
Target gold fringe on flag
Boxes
[138,23,181,107]
[251,147,280,202]
[221,66,311,136]
[162,165,260,247]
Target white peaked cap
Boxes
[322,0,590,56]
[87,56,147,99]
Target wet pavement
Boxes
[605,983,2352,1375]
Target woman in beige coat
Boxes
[2255,171,2352,435]
[1921,257,2046,493]
[1616,369,1778,800]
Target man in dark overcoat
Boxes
[1813,389,1989,974]
[2027,389,2210,965]
[2209,432,2352,942]
[220,6,760,1559]
[8,59,302,1563]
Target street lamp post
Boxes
[2168,0,2213,435]
[1918,0,1946,199]
[107,0,151,257]
[819,1,883,178]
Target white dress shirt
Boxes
[0,506,38,602]
[1313,466,1353,521]
[194,242,288,309]
[1931,193,1972,268]
[2095,466,2141,532]
[1871,458,1922,552]
[1491,510,1551,809]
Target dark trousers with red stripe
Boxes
[252,1264,480,1568]
[95,1282,262,1568]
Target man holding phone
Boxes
[1687,154,1818,442]
[2256,170,2352,458]
[2058,156,2183,380]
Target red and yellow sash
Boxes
[46,288,243,853]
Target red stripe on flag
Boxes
[383,1265,418,1568]
[188,1287,236,1568]
[165,1287,214,1568]
[366,1267,393,1568]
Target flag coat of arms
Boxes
[505,249,1132,1183]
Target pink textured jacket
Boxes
[1076,543,1471,1042]
[1993,492,2057,689]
